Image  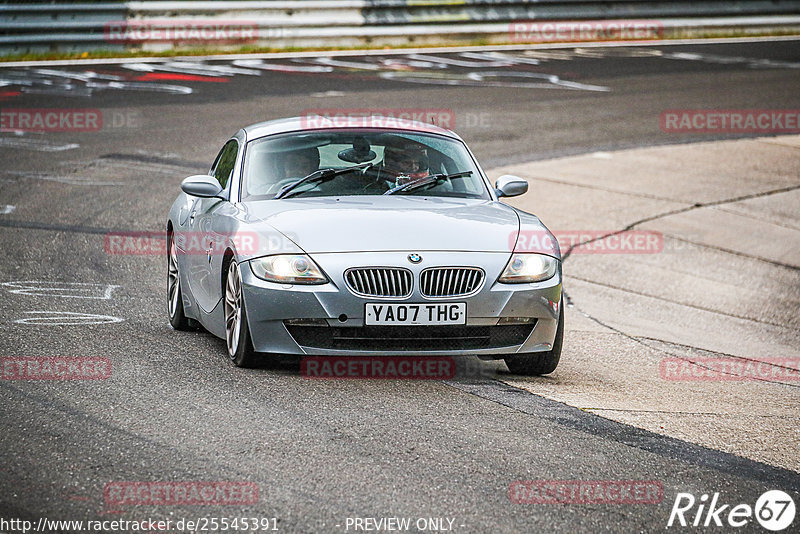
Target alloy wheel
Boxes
[224,260,243,358]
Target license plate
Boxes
[365,303,466,326]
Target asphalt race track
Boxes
[0,39,799,533]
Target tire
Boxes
[224,259,258,368]
[167,232,191,330]
[504,303,563,376]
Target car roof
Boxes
[242,116,463,142]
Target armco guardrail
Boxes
[1,0,800,56]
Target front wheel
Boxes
[224,259,258,367]
[504,304,563,376]
[167,233,191,330]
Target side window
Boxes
[210,140,239,189]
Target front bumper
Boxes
[240,251,561,356]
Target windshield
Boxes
[241,130,490,200]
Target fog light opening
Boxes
[284,318,328,326]
[497,317,537,325]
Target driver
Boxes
[280,147,320,179]
[380,141,429,187]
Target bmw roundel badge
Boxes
[408,253,422,264]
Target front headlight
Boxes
[498,253,558,283]
[250,254,327,284]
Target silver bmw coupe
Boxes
[166,117,563,375]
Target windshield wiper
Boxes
[383,171,473,195]
[274,162,373,200]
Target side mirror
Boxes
[495,175,528,198]
[181,175,223,198]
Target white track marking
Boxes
[574,47,663,58]
[380,70,610,91]
[1,68,193,96]
[2,281,119,299]
[232,59,333,72]
[460,51,541,65]
[0,137,79,152]
[305,57,385,70]
[86,80,193,94]
[14,311,124,325]
[162,61,261,75]
[31,68,124,82]
[310,90,346,97]
[405,53,515,68]
[469,71,610,91]
[377,57,448,69]
[122,61,259,76]
[520,49,581,61]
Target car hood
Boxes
[244,196,524,253]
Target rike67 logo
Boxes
[667,490,795,531]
